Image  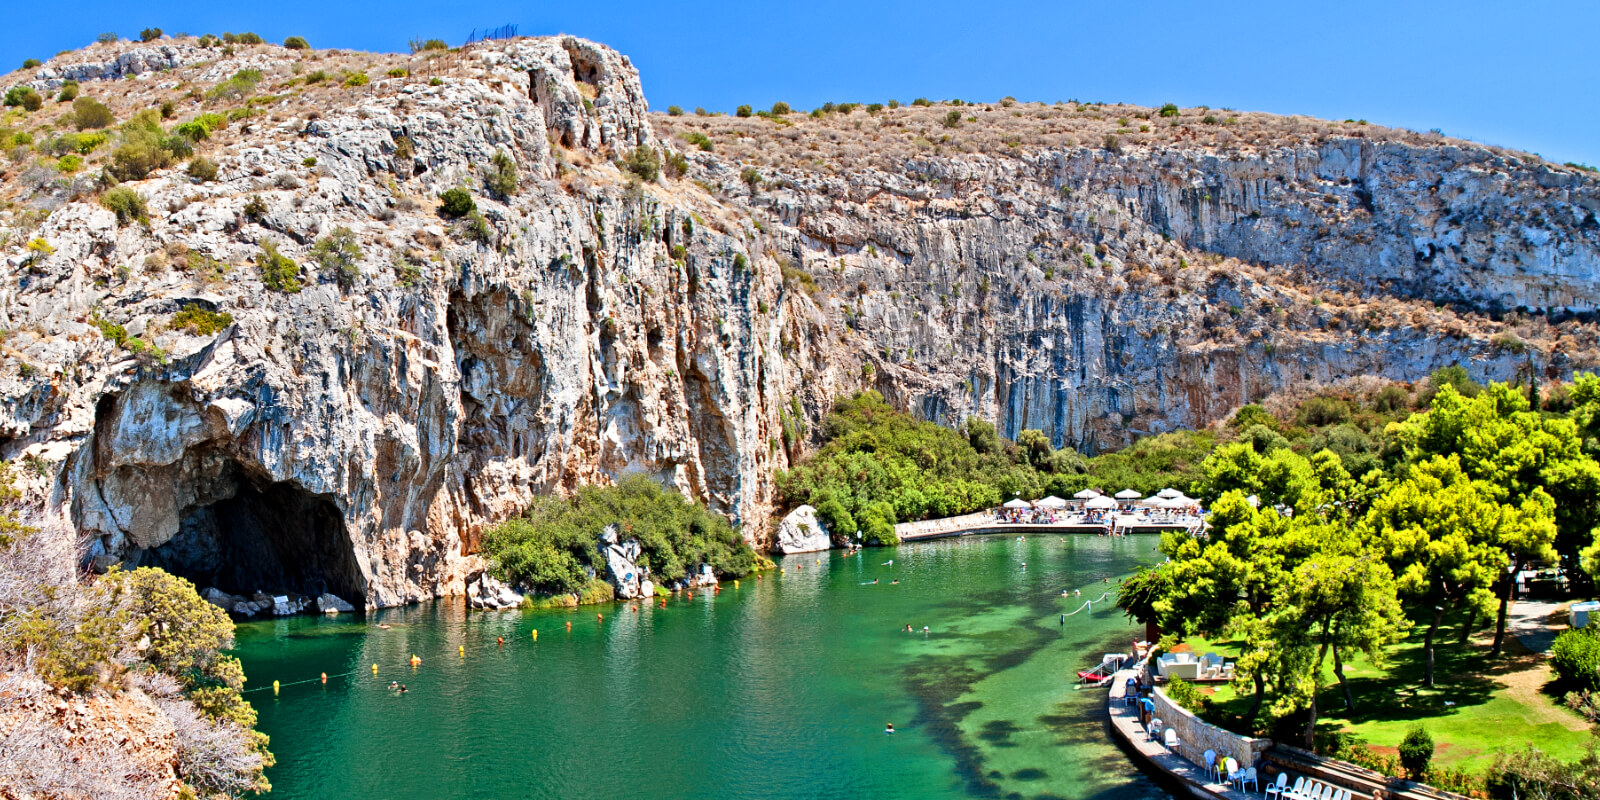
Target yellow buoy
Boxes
[532,629,538,641]
[458,645,464,657]
[372,663,379,674]
[734,580,739,588]
[272,680,280,695]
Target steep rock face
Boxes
[712,144,1592,451]
[0,36,1595,605]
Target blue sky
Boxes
[4,1,1596,166]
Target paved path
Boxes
[1506,600,1566,654]
[1107,670,1255,800]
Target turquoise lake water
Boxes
[233,534,1173,800]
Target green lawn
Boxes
[1177,612,1593,774]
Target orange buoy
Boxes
[566,621,571,631]
[497,637,504,646]
[410,654,421,667]
[597,613,603,623]
[320,672,327,684]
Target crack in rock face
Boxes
[0,36,1595,607]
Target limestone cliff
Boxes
[0,36,1595,606]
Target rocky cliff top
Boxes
[0,35,1595,606]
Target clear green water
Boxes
[233,534,1172,800]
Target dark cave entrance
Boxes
[137,475,364,603]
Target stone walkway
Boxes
[1107,670,1256,800]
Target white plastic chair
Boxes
[1201,749,1217,782]
[1242,766,1259,791]
[1284,776,1305,799]
[1163,728,1179,752]
[1225,758,1241,789]
[1264,772,1288,799]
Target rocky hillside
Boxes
[0,35,1596,607]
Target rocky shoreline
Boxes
[200,586,356,618]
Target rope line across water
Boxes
[243,669,364,693]
[1061,591,1115,617]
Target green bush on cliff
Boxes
[482,474,757,596]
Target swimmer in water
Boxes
[923,626,929,634]
[1074,589,1081,597]
[388,681,399,690]
[872,578,879,584]
[377,624,392,630]
[885,723,895,735]
[906,624,913,632]
[891,579,899,585]
[1021,561,1027,569]
[399,684,408,694]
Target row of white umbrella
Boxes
[1000,486,1199,511]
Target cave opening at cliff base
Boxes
[136,471,364,606]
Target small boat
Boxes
[1075,653,1127,683]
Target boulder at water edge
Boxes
[466,573,523,610]
[317,593,356,614]
[775,505,831,554]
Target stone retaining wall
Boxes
[1152,685,1272,770]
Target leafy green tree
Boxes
[1392,382,1585,649]
[1016,428,1053,470]
[310,226,363,289]
[1364,455,1546,686]
[1117,565,1173,643]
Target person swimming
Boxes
[1021,561,1027,569]
[398,684,408,694]
[885,723,895,734]
[891,579,899,585]
[388,681,399,690]
[872,578,879,584]
[905,624,913,632]
[922,626,929,634]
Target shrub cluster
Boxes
[108,109,192,180]
[100,186,148,226]
[623,146,660,182]
[1553,626,1600,691]
[481,474,758,596]
[255,240,302,292]
[438,188,475,218]
[169,303,233,335]
[486,150,518,198]
[70,96,114,130]
[3,86,42,111]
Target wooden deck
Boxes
[1107,669,1258,800]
